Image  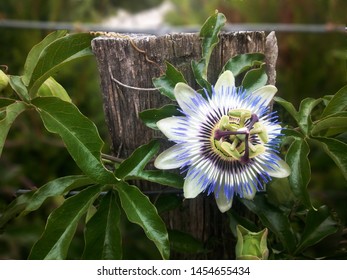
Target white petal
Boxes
[214,191,233,213]
[154,144,187,170]
[183,169,204,198]
[252,85,277,107]
[174,83,197,115]
[215,70,235,93]
[242,180,257,200]
[265,158,291,178]
[157,116,186,141]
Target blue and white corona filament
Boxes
[154,70,290,212]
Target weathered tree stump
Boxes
[92,31,277,259]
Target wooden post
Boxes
[92,31,277,259]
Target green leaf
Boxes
[130,170,184,189]
[152,62,187,100]
[154,194,182,214]
[240,195,297,253]
[139,104,179,130]
[274,97,299,123]
[169,230,205,254]
[313,137,347,181]
[223,53,265,77]
[0,101,27,157]
[0,191,34,230]
[32,97,117,184]
[116,181,170,259]
[285,138,312,208]
[311,116,347,137]
[191,60,212,93]
[0,98,15,109]
[83,190,122,260]
[8,75,30,102]
[199,12,226,78]
[29,184,101,259]
[35,76,72,102]
[227,210,258,238]
[241,63,268,93]
[298,97,322,135]
[115,140,160,179]
[22,30,68,86]
[321,85,347,118]
[295,206,338,254]
[22,175,94,215]
[28,33,93,96]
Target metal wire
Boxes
[0,19,345,34]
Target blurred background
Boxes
[0,0,346,259]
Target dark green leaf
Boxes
[115,140,160,179]
[274,97,299,123]
[22,30,67,86]
[285,138,312,208]
[0,101,27,157]
[28,33,94,95]
[199,12,226,78]
[313,137,347,180]
[29,184,101,259]
[240,195,297,253]
[191,60,212,94]
[321,85,347,118]
[83,190,122,260]
[154,194,182,214]
[295,206,338,254]
[227,210,258,237]
[298,97,322,135]
[22,175,94,215]
[32,97,117,184]
[311,116,347,137]
[152,62,187,100]
[223,53,265,77]
[8,76,30,102]
[169,230,205,254]
[130,170,184,189]
[116,181,170,259]
[0,98,15,109]
[139,104,179,130]
[0,191,34,230]
[241,63,268,93]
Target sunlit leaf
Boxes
[139,104,179,130]
[0,101,27,157]
[28,33,94,96]
[313,137,347,181]
[116,181,170,259]
[285,137,312,208]
[152,62,187,100]
[241,63,268,93]
[298,97,322,135]
[29,184,101,259]
[22,175,94,215]
[83,190,122,260]
[321,85,347,118]
[35,77,72,102]
[240,195,297,253]
[223,53,265,77]
[311,115,347,137]
[22,30,67,86]
[32,97,117,184]
[115,140,160,179]
[295,206,339,254]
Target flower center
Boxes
[211,109,268,164]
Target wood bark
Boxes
[92,31,277,259]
